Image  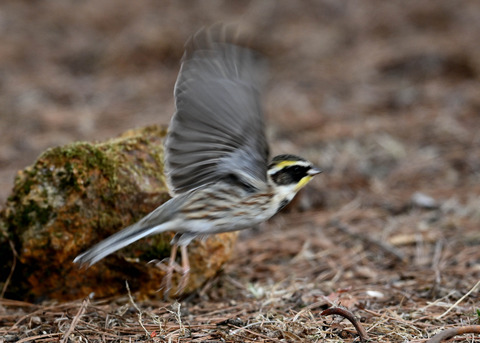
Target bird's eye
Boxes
[291,166,301,173]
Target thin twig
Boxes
[126,281,150,337]
[321,306,369,343]
[0,232,18,299]
[436,279,480,319]
[230,320,280,335]
[60,298,90,343]
[362,308,431,329]
[230,324,285,342]
[16,332,63,343]
[166,301,187,337]
[424,325,480,343]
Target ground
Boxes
[1,1,480,342]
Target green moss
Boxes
[57,161,80,190]
[21,176,34,195]
[137,237,172,261]
[19,200,54,228]
[39,142,121,193]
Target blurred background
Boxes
[1,0,479,212]
[2,3,480,338]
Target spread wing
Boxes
[164,27,269,195]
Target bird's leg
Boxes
[176,245,191,295]
[161,243,179,298]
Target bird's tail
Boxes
[74,198,178,267]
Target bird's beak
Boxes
[308,167,322,176]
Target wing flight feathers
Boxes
[165,27,269,195]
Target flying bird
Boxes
[74,27,322,295]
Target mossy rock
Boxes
[0,125,237,301]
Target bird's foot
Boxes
[149,258,184,274]
[151,244,191,298]
[150,244,178,298]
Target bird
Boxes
[74,27,322,295]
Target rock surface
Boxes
[0,125,237,301]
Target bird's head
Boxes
[267,154,322,192]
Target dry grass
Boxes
[1,1,480,342]
[2,203,480,342]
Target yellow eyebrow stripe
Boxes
[275,160,300,168]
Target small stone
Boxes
[411,192,437,209]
